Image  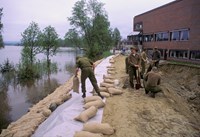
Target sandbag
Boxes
[107,70,116,75]
[106,65,115,69]
[83,100,105,109]
[73,76,80,93]
[83,122,115,135]
[99,87,108,92]
[104,78,114,84]
[100,82,114,88]
[74,106,98,123]
[108,87,123,95]
[84,96,102,103]
[103,74,115,79]
[107,68,116,71]
[61,93,72,102]
[93,92,110,98]
[74,131,103,137]
[41,108,52,117]
[109,59,115,63]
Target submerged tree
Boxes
[68,0,113,60]
[0,8,4,48]
[40,26,59,67]
[21,22,42,66]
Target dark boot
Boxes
[145,89,149,94]
[82,92,86,98]
[150,92,155,98]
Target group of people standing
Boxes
[126,46,162,98]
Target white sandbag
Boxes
[93,92,111,98]
[106,65,115,69]
[41,108,52,117]
[109,59,115,63]
[103,74,115,79]
[73,76,80,93]
[83,100,105,109]
[74,106,98,123]
[107,68,116,71]
[74,131,103,137]
[99,87,108,92]
[100,82,114,88]
[99,92,111,98]
[61,93,72,102]
[107,70,116,75]
[84,96,102,103]
[104,78,114,84]
[83,122,115,135]
[13,130,33,137]
[108,87,123,95]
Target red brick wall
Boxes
[134,0,200,51]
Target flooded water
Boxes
[0,46,82,130]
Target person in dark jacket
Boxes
[75,56,103,99]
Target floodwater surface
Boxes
[0,46,82,131]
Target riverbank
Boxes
[1,54,200,137]
[0,57,104,137]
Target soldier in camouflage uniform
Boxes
[128,47,141,88]
[75,56,103,99]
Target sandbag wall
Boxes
[74,56,122,137]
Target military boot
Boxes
[82,92,86,98]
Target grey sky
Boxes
[1,0,174,42]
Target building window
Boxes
[162,32,169,41]
[134,22,143,31]
[180,30,189,41]
[171,29,189,41]
[143,34,153,42]
[190,51,200,60]
[171,31,180,41]
[169,50,188,58]
[155,32,169,41]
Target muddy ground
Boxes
[102,55,200,137]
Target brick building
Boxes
[132,0,200,63]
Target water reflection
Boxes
[0,46,83,131]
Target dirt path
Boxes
[102,55,200,137]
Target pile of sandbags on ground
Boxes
[74,96,105,123]
[74,122,115,137]
[95,75,123,97]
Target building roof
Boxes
[127,31,140,36]
[134,0,183,18]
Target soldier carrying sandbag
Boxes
[75,56,104,99]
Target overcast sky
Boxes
[1,0,174,42]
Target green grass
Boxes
[167,60,200,68]
[102,50,112,58]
